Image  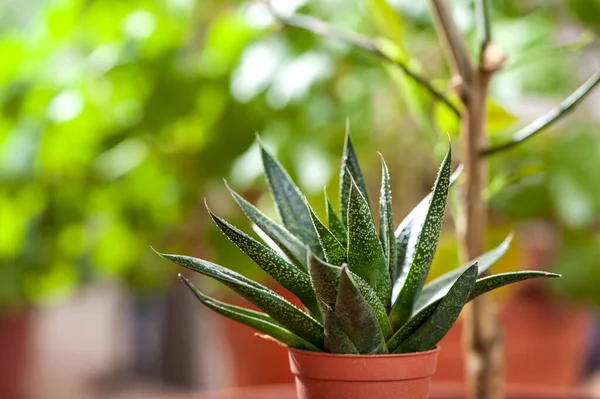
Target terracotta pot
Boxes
[288,347,439,399]
[0,311,31,399]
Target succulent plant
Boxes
[156,131,559,354]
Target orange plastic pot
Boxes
[288,347,439,399]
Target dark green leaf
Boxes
[307,204,346,265]
[352,271,392,339]
[226,181,308,271]
[389,145,451,330]
[308,251,340,310]
[339,124,369,228]
[469,270,560,299]
[413,234,513,315]
[379,155,397,283]
[335,266,387,354]
[347,178,391,308]
[325,191,347,247]
[158,252,324,348]
[259,140,323,257]
[324,309,359,354]
[386,297,438,353]
[387,269,560,352]
[207,205,321,320]
[308,253,391,339]
[180,275,321,352]
[392,165,462,294]
[392,264,477,353]
[392,217,414,294]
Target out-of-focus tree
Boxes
[1,0,600,313]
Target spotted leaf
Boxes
[347,178,391,308]
[158,252,324,348]
[180,275,321,352]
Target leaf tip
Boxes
[149,245,163,257]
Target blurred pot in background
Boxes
[0,311,31,399]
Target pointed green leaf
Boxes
[335,266,388,354]
[347,178,391,308]
[158,252,324,348]
[259,141,322,257]
[307,204,346,265]
[391,217,414,296]
[392,165,462,294]
[352,271,392,339]
[413,235,513,315]
[339,125,369,228]
[389,145,451,330]
[207,206,321,320]
[308,253,391,339]
[180,275,321,352]
[324,309,360,354]
[387,269,560,352]
[392,264,477,353]
[325,191,347,246]
[386,297,438,353]
[308,252,340,310]
[226,182,308,271]
[469,270,560,299]
[379,155,397,283]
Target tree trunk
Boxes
[459,69,504,399]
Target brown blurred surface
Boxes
[168,383,597,399]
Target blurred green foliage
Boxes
[1,0,600,311]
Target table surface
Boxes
[170,383,596,399]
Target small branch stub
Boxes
[481,43,506,73]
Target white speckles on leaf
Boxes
[389,146,451,330]
[260,143,323,257]
[159,252,324,348]
[227,182,309,271]
[339,127,369,228]
[347,178,391,308]
[335,267,387,354]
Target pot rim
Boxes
[288,345,439,359]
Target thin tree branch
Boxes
[482,70,600,156]
[269,9,461,117]
[429,0,473,89]
[475,0,491,61]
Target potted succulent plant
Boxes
[156,132,558,399]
